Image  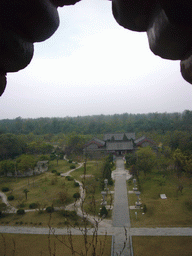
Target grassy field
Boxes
[0,233,111,256]
[132,236,192,256]
[0,172,79,210]
[49,159,77,174]
[0,159,113,226]
[0,210,90,228]
[128,171,192,227]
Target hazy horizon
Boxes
[0,109,189,121]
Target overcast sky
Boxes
[1,0,192,119]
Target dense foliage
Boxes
[0,111,192,135]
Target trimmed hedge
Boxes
[73,192,80,200]
[8,195,14,201]
[1,187,9,192]
[17,209,25,215]
[74,181,79,187]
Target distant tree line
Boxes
[0,110,192,135]
[1,110,192,176]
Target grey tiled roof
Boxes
[84,137,105,147]
[103,133,135,141]
[93,137,105,146]
[106,141,134,151]
[135,136,155,145]
[134,136,146,144]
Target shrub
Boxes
[66,176,73,181]
[143,204,147,213]
[51,170,57,173]
[1,187,9,192]
[70,164,76,169]
[46,206,54,213]
[56,172,60,176]
[108,179,114,186]
[73,192,80,200]
[68,159,73,163]
[29,203,38,209]
[100,206,108,217]
[17,209,25,215]
[8,195,14,201]
[74,181,79,187]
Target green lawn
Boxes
[0,160,113,226]
[49,159,76,174]
[0,172,79,210]
[132,236,192,256]
[128,172,192,227]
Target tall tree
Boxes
[0,160,15,176]
[172,149,186,178]
[0,133,26,160]
[136,147,156,176]
[16,155,36,174]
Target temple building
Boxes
[83,133,155,157]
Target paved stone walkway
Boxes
[112,157,132,256]
[0,226,192,236]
